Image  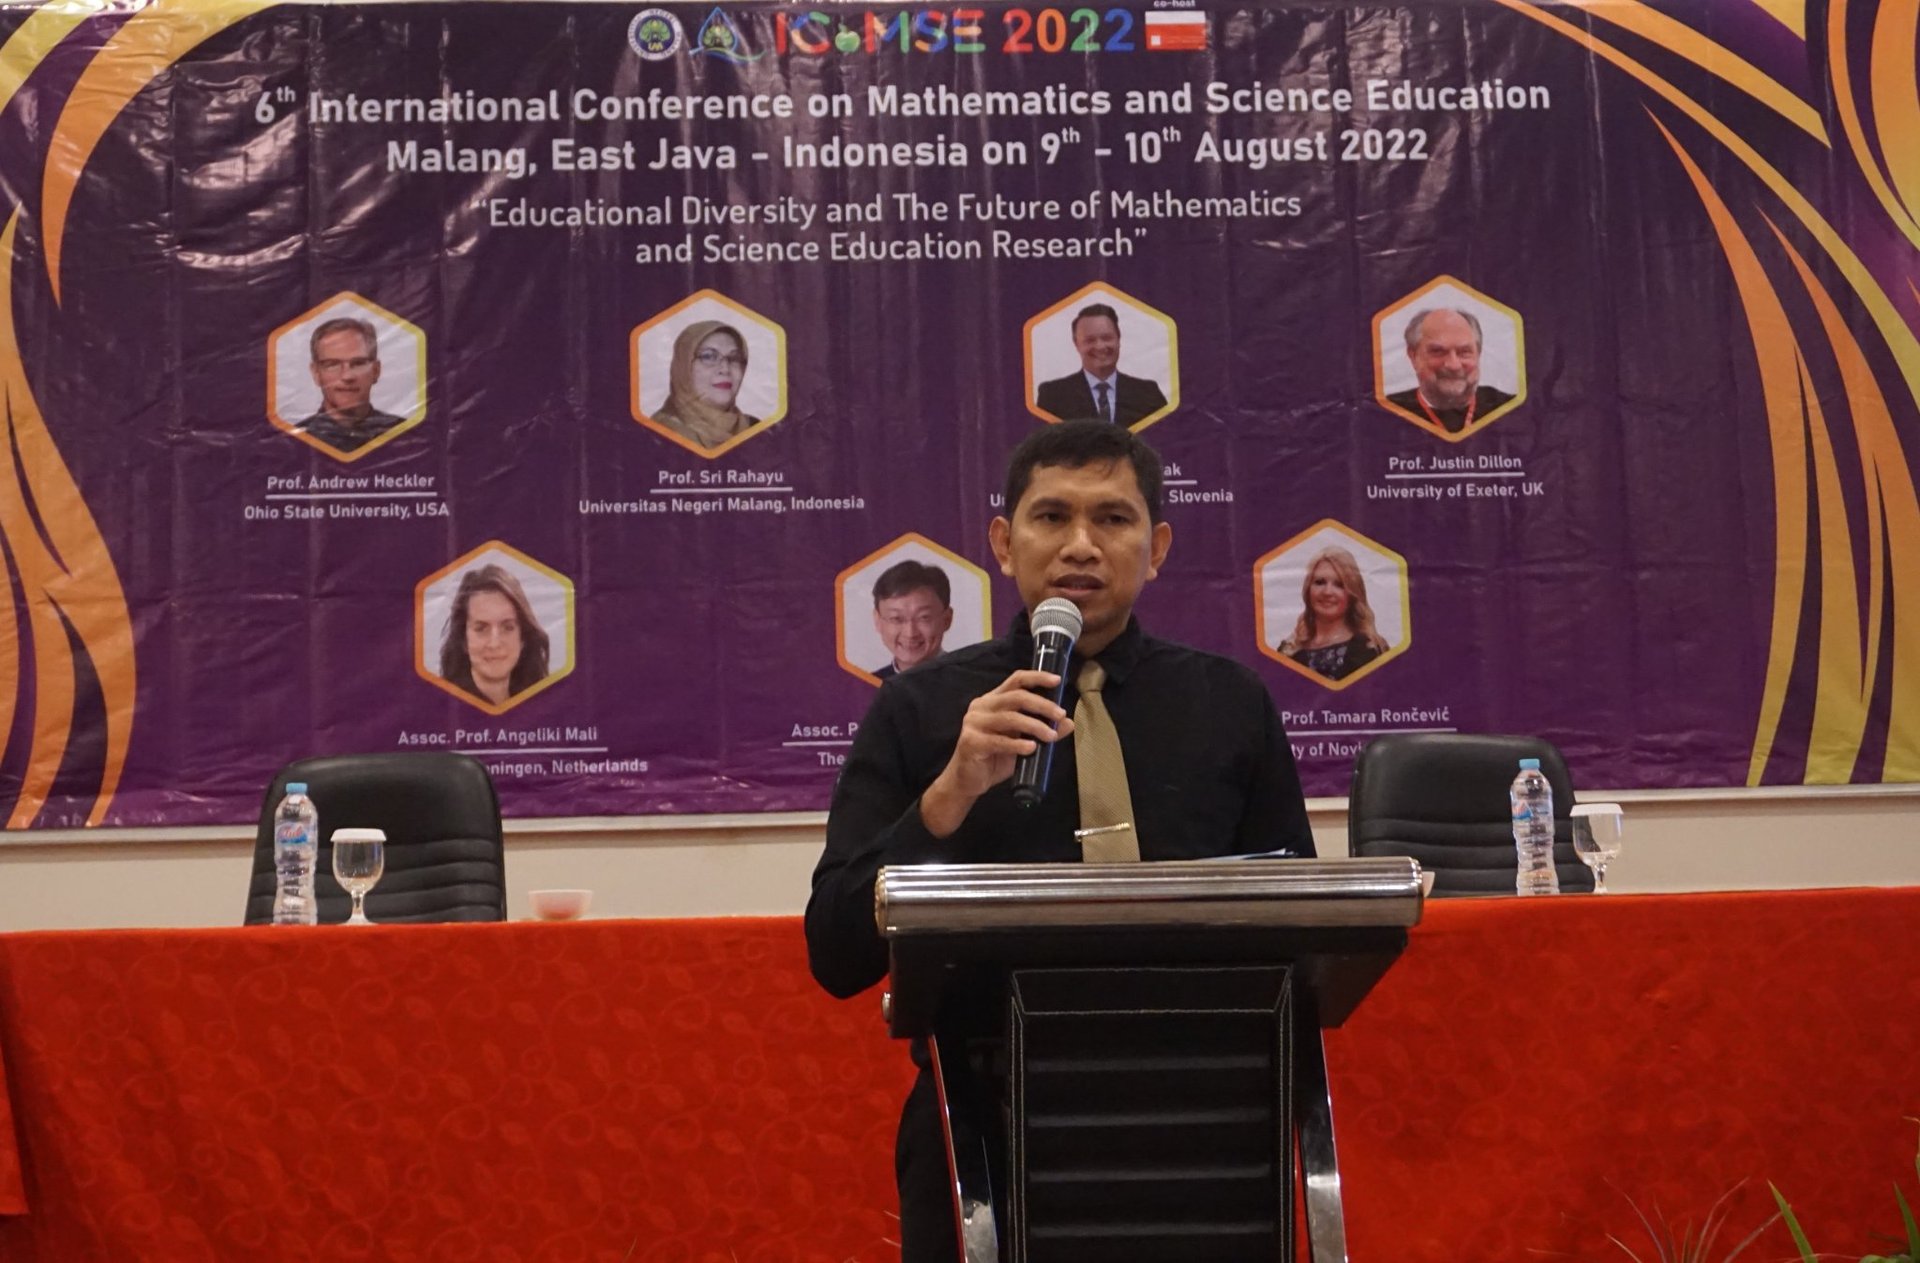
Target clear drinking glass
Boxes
[330,828,386,925]
[1570,804,1624,894]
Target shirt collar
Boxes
[1082,369,1117,390]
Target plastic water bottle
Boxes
[271,782,319,925]
[1510,758,1559,896]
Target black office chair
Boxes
[243,753,507,924]
[1347,733,1594,896]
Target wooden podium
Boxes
[875,857,1423,1263]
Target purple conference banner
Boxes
[0,0,1915,828]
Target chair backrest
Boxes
[1347,733,1593,896]
[244,753,507,925]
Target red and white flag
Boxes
[1145,10,1207,51]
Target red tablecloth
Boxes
[0,917,915,1262]
[0,1034,20,1216]
[0,891,1915,1261]
[1325,887,1920,1258]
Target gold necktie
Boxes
[1074,661,1140,862]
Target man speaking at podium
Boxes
[806,420,1316,1263]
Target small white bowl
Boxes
[529,889,593,921]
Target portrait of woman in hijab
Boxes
[649,320,761,450]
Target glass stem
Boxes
[1593,863,1608,895]
[352,888,366,922]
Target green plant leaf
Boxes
[1607,1182,1775,1263]
[1769,1183,1818,1263]
[1719,1210,1782,1263]
[1899,1181,1920,1256]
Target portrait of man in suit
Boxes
[1033,303,1169,427]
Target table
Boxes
[0,890,1915,1261]
[0,1037,19,1217]
[0,917,914,1262]
[1324,886,1920,1257]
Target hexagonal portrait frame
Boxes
[631,289,787,459]
[835,533,993,686]
[1024,282,1179,433]
[1373,276,1525,443]
[267,292,427,462]
[1254,520,1410,691]
[416,540,576,715]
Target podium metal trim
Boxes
[877,857,1423,935]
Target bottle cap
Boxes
[1517,758,1540,771]
[285,782,308,794]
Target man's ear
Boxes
[1145,519,1173,581]
[989,516,1014,577]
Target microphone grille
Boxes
[1030,597,1083,642]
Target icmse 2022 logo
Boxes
[632,7,1206,58]
[768,8,1165,55]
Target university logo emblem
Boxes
[628,8,684,60]
[693,8,762,62]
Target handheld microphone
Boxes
[1011,597,1083,808]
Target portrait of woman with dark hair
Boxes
[438,563,552,705]
[1275,546,1390,682]
[650,320,760,450]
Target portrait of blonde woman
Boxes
[650,320,761,450]
[1275,546,1390,682]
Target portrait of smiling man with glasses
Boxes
[870,560,954,680]
[297,315,405,453]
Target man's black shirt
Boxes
[296,408,404,452]
[1383,384,1515,434]
[806,613,1317,1000]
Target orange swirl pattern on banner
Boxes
[0,530,16,796]
[1748,0,1806,38]
[1651,128,1812,785]
[1576,0,1825,142]
[0,5,96,119]
[1864,1,1920,237]
[1828,0,1920,251]
[0,215,137,825]
[1504,0,1920,783]
[39,0,273,304]
[1768,222,1912,782]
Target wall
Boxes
[1,788,1914,931]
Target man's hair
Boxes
[1070,303,1121,337]
[1002,419,1165,524]
[1402,307,1483,352]
[871,559,951,608]
[310,316,380,362]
